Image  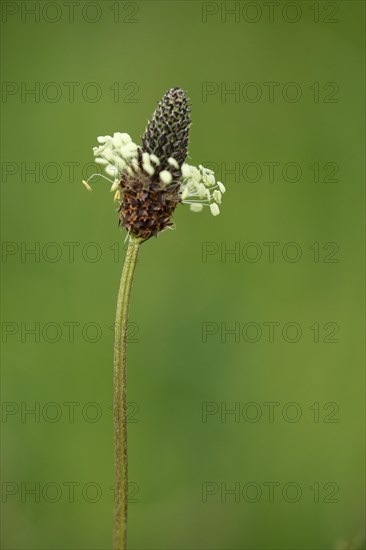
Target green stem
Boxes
[113,236,141,550]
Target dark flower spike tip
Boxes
[84,88,225,241]
[141,87,191,170]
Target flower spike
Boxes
[84,88,225,241]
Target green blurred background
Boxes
[1,1,365,549]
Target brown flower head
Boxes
[85,88,225,241]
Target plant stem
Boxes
[113,235,141,550]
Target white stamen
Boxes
[207,174,215,186]
[143,162,155,176]
[197,184,206,198]
[181,188,189,200]
[168,157,179,169]
[97,135,111,144]
[120,133,132,144]
[95,157,109,165]
[105,165,119,177]
[160,170,172,184]
[210,203,220,216]
[150,154,160,165]
[110,179,120,192]
[82,180,92,192]
[181,163,192,178]
[213,190,222,204]
[190,203,204,213]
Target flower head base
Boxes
[84,88,225,241]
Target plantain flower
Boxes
[84,87,225,241]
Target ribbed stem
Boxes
[113,236,141,550]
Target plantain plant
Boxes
[83,88,225,549]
